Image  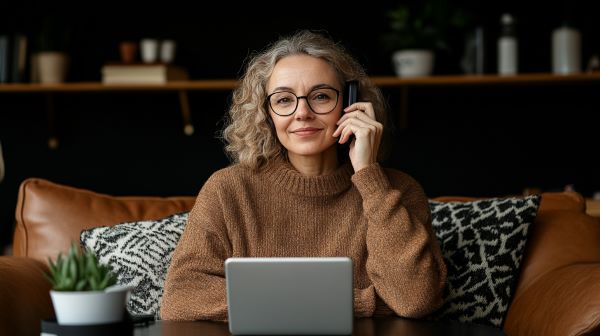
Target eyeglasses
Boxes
[267,87,340,116]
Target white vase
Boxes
[160,39,177,64]
[392,50,434,78]
[50,285,131,325]
[140,38,159,64]
[37,52,69,83]
[552,25,581,74]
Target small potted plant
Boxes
[46,242,131,325]
[381,0,470,77]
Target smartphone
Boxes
[343,80,359,108]
[339,80,359,147]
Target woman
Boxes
[161,30,446,321]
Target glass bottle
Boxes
[497,13,518,75]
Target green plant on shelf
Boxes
[381,0,471,52]
[35,15,72,53]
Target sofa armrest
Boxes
[0,257,54,336]
[504,263,600,336]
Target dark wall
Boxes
[1,0,600,252]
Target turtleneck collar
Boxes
[262,156,354,197]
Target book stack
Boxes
[0,33,29,83]
[101,63,189,84]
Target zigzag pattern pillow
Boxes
[80,212,188,317]
[429,195,541,328]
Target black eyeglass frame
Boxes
[266,87,341,116]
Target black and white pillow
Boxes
[429,195,541,328]
[80,212,188,317]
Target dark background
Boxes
[1,0,599,253]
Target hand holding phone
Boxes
[336,80,383,171]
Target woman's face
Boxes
[266,54,342,160]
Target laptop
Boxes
[225,257,353,335]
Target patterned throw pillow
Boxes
[429,195,541,328]
[80,212,188,317]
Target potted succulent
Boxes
[381,0,470,77]
[46,242,131,325]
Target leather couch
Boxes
[1,178,600,336]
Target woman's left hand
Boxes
[332,102,383,172]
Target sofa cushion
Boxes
[13,178,195,262]
[80,212,189,316]
[430,195,541,328]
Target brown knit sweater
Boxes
[160,158,446,321]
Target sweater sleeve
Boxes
[351,163,447,318]
[160,175,231,321]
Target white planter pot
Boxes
[37,52,69,83]
[392,50,434,78]
[50,286,131,325]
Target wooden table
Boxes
[133,317,505,336]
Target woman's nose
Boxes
[295,98,314,119]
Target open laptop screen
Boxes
[225,257,353,335]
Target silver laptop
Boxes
[225,257,353,335]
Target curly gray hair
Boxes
[222,30,389,169]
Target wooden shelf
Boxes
[1,73,599,149]
[0,79,240,92]
[1,73,599,93]
[371,72,600,86]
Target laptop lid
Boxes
[225,257,353,335]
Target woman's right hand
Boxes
[333,102,383,172]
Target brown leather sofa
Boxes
[1,178,600,336]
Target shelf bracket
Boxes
[178,90,194,135]
[46,93,59,149]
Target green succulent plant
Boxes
[46,242,117,291]
[381,0,471,52]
